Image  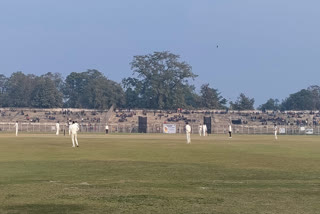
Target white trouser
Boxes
[69,128,71,135]
[56,129,59,135]
[199,129,202,136]
[203,130,206,136]
[71,133,78,147]
[16,129,18,136]
[274,131,277,139]
[186,132,191,144]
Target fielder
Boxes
[202,124,207,136]
[70,121,79,147]
[68,120,72,135]
[14,121,19,136]
[198,124,202,136]
[185,122,191,144]
[105,124,109,134]
[274,124,278,140]
[228,124,232,138]
[56,121,60,135]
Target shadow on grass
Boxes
[4,203,86,214]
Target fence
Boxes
[1,122,320,135]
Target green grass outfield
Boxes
[0,133,319,214]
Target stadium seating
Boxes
[1,108,319,134]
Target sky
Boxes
[1,0,320,107]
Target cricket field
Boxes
[0,133,319,214]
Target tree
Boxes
[258,98,280,111]
[41,72,64,92]
[230,93,255,110]
[4,72,36,107]
[124,87,142,109]
[84,76,125,109]
[280,89,314,110]
[307,85,320,110]
[0,74,7,107]
[184,85,201,109]
[64,72,87,108]
[31,76,63,108]
[200,83,227,109]
[122,51,197,109]
[64,70,125,109]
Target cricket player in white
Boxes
[185,122,191,144]
[68,120,72,135]
[75,121,80,130]
[105,124,109,134]
[70,121,79,147]
[198,124,202,136]
[56,121,60,135]
[228,124,232,138]
[202,124,207,136]
[14,121,19,136]
[274,124,278,140]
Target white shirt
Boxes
[105,125,109,129]
[70,123,79,134]
[228,125,232,132]
[56,123,59,128]
[203,124,207,131]
[68,122,72,129]
[186,124,191,133]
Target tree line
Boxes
[0,51,319,111]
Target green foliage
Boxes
[259,85,320,111]
[4,53,320,111]
[122,51,197,109]
[64,70,125,109]
[200,83,227,109]
[0,74,7,107]
[258,98,280,111]
[230,93,255,110]
[184,85,202,109]
[31,76,63,108]
[41,72,64,92]
[306,85,320,110]
[1,70,125,109]
[280,89,315,110]
[3,72,36,107]
[0,72,63,108]
[0,74,6,94]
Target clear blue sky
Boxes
[1,0,320,106]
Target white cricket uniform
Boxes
[198,125,202,136]
[14,123,18,136]
[68,122,72,135]
[70,123,79,147]
[186,124,191,144]
[202,124,207,136]
[274,126,278,140]
[228,125,232,138]
[56,123,60,135]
